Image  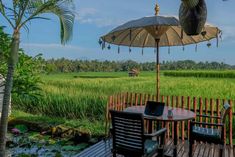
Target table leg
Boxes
[148,119,153,133]
[174,121,178,157]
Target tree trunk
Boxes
[0,30,19,157]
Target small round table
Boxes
[125,106,196,157]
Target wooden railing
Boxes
[105,92,235,147]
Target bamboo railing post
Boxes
[187,96,191,140]
[228,99,233,147]
[181,96,185,141]
[117,94,120,111]
[171,96,175,139]
[205,98,208,128]
[140,93,143,106]
[216,99,220,124]
[123,93,126,110]
[105,96,112,137]
[199,97,203,127]
[166,96,170,139]
[135,93,138,106]
[130,93,134,107]
[210,98,214,129]
[193,97,197,120]
[126,92,130,107]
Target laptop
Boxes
[144,101,165,116]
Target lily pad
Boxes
[14,125,28,134]
[62,143,88,151]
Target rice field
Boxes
[13,71,235,121]
[164,70,235,78]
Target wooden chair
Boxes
[189,103,231,157]
[110,110,167,157]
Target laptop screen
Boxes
[144,101,165,116]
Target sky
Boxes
[1,0,235,65]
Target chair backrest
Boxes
[110,110,145,156]
[221,103,231,123]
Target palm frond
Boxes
[0,0,5,14]
[20,0,75,44]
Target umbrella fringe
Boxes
[129,29,132,41]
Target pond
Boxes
[6,125,99,157]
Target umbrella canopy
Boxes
[100,4,221,101]
[101,16,220,47]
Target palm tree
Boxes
[0,0,75,155]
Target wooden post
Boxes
[135,93,138,106]
[166,96,170,139]
[199,97,203,127]
[193,97,197,120]
[140,93,143,106]
[171,96,175,139]
[187,96,191,140]
[130,93,133,107]
[126,92,129,108]
[210,98,214,129]
[161,95,165,103]
[228,99,233,147]
[205,98,208,128]
[216,99,220,124]
[156,39,160,101]
[181,96,185,141]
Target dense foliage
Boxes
[43,58,235,73]
[0,26,43,103]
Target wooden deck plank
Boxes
[76,139,234,157]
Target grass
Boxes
[13,71,235,136]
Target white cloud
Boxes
[20,43,96,59]
[21,43,83,52]
[221,26,235,43]
[76,7,124,27]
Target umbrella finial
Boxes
[155,2,160,16]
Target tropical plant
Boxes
[0,0,75,155]
[0,27,44,103]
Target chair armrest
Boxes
[190,121,224,127]
[144,128,167,138]
[196,114,221,119]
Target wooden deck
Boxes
[77,139,234,157]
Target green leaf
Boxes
[61,143,88,151]
[14,124,28,133]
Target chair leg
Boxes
[219,144,224,157]
[219,148,223,157]
[189,140,193,157]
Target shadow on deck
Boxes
[77,138,234,157]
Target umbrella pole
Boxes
[155,39,160,102]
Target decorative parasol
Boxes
[100,2,221,101]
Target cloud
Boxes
[76,7,124,27]
[21,43,84,52]
[20,43,96,59]
[221,26,235,43]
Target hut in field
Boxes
[128,68,140,77]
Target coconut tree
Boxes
[0,0,75,155]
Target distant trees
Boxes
[42,59,234,74]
